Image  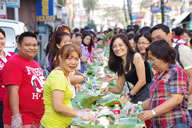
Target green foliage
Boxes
[108,124,137,128]
[104,100,122,108]
[82,0,98,12]
[72,91,104,109]
[74,124,104,128]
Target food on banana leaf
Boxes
[96,67,105,78]
[95,107,115,125]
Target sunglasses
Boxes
[55,24,71,34]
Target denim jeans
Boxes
[0,101,3,128]
[172,123,190,128]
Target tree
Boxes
[83,0,98,23]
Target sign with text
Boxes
[150,5,171,14]
[6,0,20,8]
[36,0,53,22]
[165,0,182,7]
[0,2,6,19]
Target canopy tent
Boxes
[173,12,191,27]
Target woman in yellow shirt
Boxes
[41,44,95,128]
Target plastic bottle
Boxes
[113,102,120,124]
[91,81,96,93]
[137,101,144,124]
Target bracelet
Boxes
[152,109,156,116]
[127,92,133,99]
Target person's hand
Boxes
[81,56,88,63]
[81,109,91,112]
[11,113,23,128]
[120,95,129,105]
[75,84,83,92]
[101,74,114,82]
[82,74,87,82]
[100,87,109,95]
[125,104,138,116]
[77,111,96,121]
[138,110,153,121]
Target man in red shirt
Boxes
[172,27,188,46]
[2,32,45,128]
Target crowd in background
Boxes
[0,23,192,128]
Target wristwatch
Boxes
[152,109,156,116]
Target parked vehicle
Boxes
[0,19,28,52]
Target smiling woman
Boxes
[40,44,96,128]
[0,28,14,128]
[101,33,152,104]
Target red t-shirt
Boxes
[2,54,45,125]
[0,51,14,101]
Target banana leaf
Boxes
[104,100,122,108]
[108,81,116,87]
[96,109,115,119]
[96,94,120,106]
[86,70,95,75]
[74,124,104,128]
[72,91,104,109]
[72,118,104,128]
[108,124,139,128]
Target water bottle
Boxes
[137,101,144,124]
[91,81,96,93]
[114,102,120,124]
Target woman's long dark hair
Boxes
[81,31,94,53]
[109,33,135,75]
[48,32,70,70]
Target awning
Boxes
[173,12,191,26]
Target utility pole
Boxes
[127,0,133,25]
[124,0,128,25]
[160,0,164,24]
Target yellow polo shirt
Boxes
[41,70,74,128]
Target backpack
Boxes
[175,44,184,68]
[42,55,51,78]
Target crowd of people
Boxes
[0,23,192,128]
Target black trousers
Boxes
[0,101,3,128]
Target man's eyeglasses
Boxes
[148,57,157,64]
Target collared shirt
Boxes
[0,50,14,101]
[149,64,192,128]
[172,43,192,110]
[173,36,187,46]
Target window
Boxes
[1,27,16,47]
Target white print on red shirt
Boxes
[26,66,45,93]
[0,62,4,70]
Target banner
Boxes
[6,0,20,8]
[165,0,182,7]
[36,0,53,22]
[150,5,171,14]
